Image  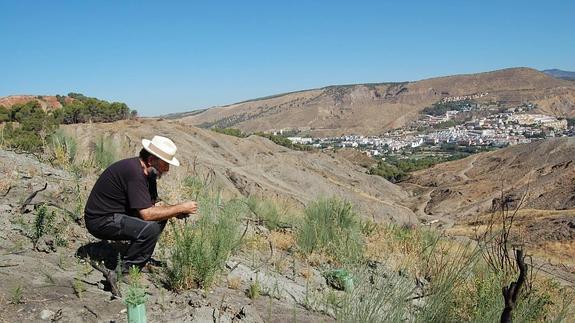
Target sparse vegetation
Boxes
[254,132,313,151]
[165,192,247,289]
[9,285,23,304]
[93,136,118,171]
[211,127,246,138]
[16,204,67,250]
[296,197,363,264]
[246,195,295,230]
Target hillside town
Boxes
[285,101,571,157]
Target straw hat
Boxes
[141,135,180,166]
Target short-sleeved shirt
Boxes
[84,157,155,219]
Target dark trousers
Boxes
[85,213,166,270]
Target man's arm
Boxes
[139,201,197,222]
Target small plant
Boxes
[247,278,260,300]
[9,285,23,304]
[49,130,77,169]
[93,136,117,171]
[296,197,363,264]
[125,266,147,306]
[72,278,86,299]
[16,204,65,250]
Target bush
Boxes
[49,130,77,169]
[246,195,294,230]
[296,197,363,264]
[211,127,246,138]
[165,193,247,289]
[93,136,118,171]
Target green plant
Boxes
[246,195,294,230]
[125,266,147,306]
[49,130,77,169]
[211,127,246,138]
[296,197,363,264]
[16,204,65,250]
[72,278,86,299]
[93,136,117,171]
[247,277,260,300]
[165,193,247,289]
[9,285,23,304]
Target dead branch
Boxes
[19,183,48,213]
[501,249,527,323]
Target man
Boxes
[84,135,197,273]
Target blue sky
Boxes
[1,1,573,116]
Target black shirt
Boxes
[84,157,155,218]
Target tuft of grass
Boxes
[247,277,261,300]
[165,193,247,290]
[246,195,295,230]
[9,285,23,304]
[49,130,77,169]
[93,136,117,171]
[296,197,363,265]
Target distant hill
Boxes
[543,69,575,81]
[178,67,575,136]
[404,137,575,218]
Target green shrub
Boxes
[332,266,414,322]
[93,136,117,171]
[16,204,67,249]
[165,194,247,289]
[211,127,246,138]
[125,266,147,306]
[50,130,78,168]
[246,195,294,230]
[296,197,363,264]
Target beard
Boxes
[149,166,162,180]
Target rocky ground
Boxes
[0,149,344,322]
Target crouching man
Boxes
[84,135,197,274]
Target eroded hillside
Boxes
[179,68,575,136]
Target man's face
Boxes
[149,157,170,179]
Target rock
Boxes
[40,309,55,320]
[234,305,264,323]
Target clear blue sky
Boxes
[1,0,573,116]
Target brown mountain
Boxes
[402,137,575,219]
[178,67,575,136]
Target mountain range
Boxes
[175,67,575,136]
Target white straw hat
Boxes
[141,135,180,166]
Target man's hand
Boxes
[180,201,198,214]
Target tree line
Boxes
[0,93,137,152]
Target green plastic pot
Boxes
[127,303,147,323]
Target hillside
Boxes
[403,137,575,219]
[178,67,575,136]
[62,119,415,224]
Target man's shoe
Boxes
[105,270,122,298]
[147,258,167,268]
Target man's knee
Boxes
[140,221,163,240]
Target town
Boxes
[284,99,572,159]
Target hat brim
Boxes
[142,139,180,166]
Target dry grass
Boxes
[227,276,242,290]
[269,231,295,251]
[448,209,575,266]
